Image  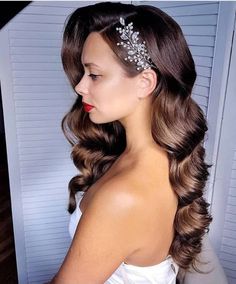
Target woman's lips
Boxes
[83,102,94,112]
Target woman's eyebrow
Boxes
[83,62,101,68]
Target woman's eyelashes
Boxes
[88,74,100,81]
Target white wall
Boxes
[0,1,235,283]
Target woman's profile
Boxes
[49,2,213,283]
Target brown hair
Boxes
[61,1,212,272]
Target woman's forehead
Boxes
[81,32,118,69]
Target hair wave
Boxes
[61,1,212,272]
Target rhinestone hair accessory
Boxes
[116,17,156,71]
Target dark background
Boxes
[0,1,31,30]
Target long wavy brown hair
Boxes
[61,1,212,272]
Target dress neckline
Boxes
[122,255,175,270]
[76,191,84,214]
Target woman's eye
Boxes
[88,74,100,81]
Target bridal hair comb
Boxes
[116,17,156,71]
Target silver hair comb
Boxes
[116,17,156,71]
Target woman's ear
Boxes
[137,69,158,98]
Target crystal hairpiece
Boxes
[116,17,156,71]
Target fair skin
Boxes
[49,32,178,284]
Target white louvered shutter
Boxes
[2,1,233,283]
[0,2,97,284]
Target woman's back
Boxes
[79,145,178,267]
[69,191,178,284]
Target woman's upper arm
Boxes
[53,185,142,284]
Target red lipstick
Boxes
[83,102,94,112]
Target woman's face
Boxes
[74,32,141,124]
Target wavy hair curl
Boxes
[61,1,212,272]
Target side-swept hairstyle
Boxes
[61,1,212,272]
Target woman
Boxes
[50,2,212,283]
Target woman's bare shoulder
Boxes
[54,174,144,284]
[96,172,143,205]
[92,148,173,215]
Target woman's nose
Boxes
[74,84,82,96]
[74,77,88,96]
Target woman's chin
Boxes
[88,114,113,125]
